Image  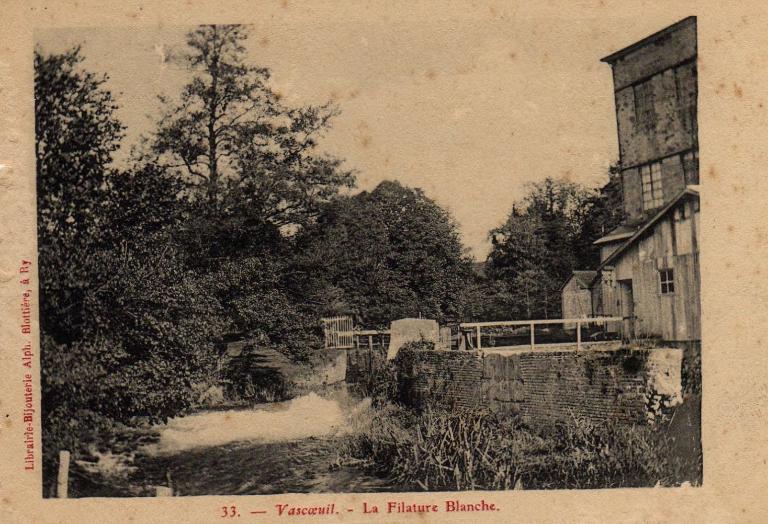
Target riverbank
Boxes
[339,399,702,490]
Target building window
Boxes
[674,63,698,135]
[659,269,675,294]
[682,149,699,185]
[633,79,656,130]
[641,161,663,210]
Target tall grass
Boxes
[341,402,697,490]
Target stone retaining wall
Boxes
[391,345,683,425]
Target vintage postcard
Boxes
[1,1,767,522]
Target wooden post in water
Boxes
[57,450,70,498]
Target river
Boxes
[130,391,399,496]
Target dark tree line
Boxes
[478,175,624,320]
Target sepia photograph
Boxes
[32,11,702,501]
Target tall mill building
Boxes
[587,16,701,344]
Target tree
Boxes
[573,165,625,269]
[35,46,124,341]
[35,48,223,491]
[141,23,359,360]
[294,181,474,327]
[149,24,354,232]
[486,178,593,319]
[486,172,626,319]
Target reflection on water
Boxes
[133,391,395,495]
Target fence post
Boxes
[577,320,581,351]
[530,322,535,350]
[57,450,70,499]
[368,335,373,350]
[476,325,482,350]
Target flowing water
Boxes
[132,391,398,495]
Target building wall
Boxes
[600,240,626,263]
[594,197,700,341]
[395,350,486,411]
[608,18,698,222]
[609,20,697,91]
[561,279,592,323]
[615,64,698,170]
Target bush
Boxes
[220,355,293,403]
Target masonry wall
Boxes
[392,346,683,425]
[345,347,388,385]
[294,348,348,390]
[395,350,486,411]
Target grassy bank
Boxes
[340,401,701,490]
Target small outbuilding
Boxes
[561,270,597,326]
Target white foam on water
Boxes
[145,393,350,454]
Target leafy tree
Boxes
[294,181,474,327]
[141,23,359,360]
[148,24,354,232]
[206,256,319,362]
[487,178,593,319]
[35,47,124,342]
[487,211,548,283]
[35,48,222,490]
[573,165,625,268]
[485,173,625,319]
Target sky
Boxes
[34,14,691,259]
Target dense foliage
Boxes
[480,176,624,319]
[293,181,474,327]
[35,48,222,489]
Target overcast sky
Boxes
[35,14,691,259]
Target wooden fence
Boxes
[322,316,354,349]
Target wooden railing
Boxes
[353,329,390,349]
[459,317,624,351]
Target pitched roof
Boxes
[595,186,700,276]
[593,224,638,245]
[562,270,598,291]
[572,270,598,288]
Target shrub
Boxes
[220,355,293,403]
